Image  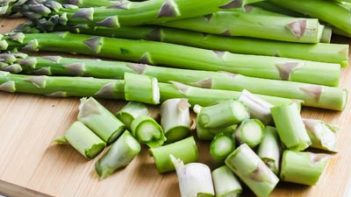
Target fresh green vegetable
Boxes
[235,119,264,148]
[303,119,337,152]
[210,133,236,163]
[116,102,149,129]
[212,166,242,197]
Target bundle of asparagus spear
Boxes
[0,0,350,196]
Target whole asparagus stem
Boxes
[160,98,191,142]
[235,119,264,148]
[210,133,236,163]
[271,103,311,151]
[212,166,242,197]
[1,32,342,86]
[95,130,141,179]
[116,102,149,129]
[150,136,199,173]
[171,156,215,197]
[55,121,106,159]
[257,126,281,174]
[303,119,337,152]
[225,144,279,197]
[280,150,330,185]
[253,1,303,17]
[78,97,125,144]
[3,52,346,110]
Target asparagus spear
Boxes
[130,116,166,148]
[271,103,311,151]
[225,144,279,197]
[212,166,242,197]
[303,119,337,152]
[210,133,236,163]
[171,156,215,197]
[160,98,191,142]
[280,150,330,185]
[235,119,264,148]
[116,102,149,129]
[1,32,342,86]
[150,136,199,173]
[95,130,141,179]
[257,126,281,174]
[55,121,106,159]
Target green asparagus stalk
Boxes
[160,98,191,142]
[1,32,342,86]
[150,136,199,173]
[171,156,215,197]
[280,150,330,185]
[130,116,166,148]
[303,119,337,152]
[257,126,281,174]
[212,166,242,197]
[55,121,106,159]
[3,52,346,110]
[271,103,311,151]
[225,144,279,197]
[78,97,125,144]
[235,119,264,148]
[116,102,149,129]
[253,1,303,17]
[95,130,141,179]
[210,133,236,163]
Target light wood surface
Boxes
[0,18,351,197]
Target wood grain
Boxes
[0,18,350,197]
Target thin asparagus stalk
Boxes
[1,32,342,86]
[150,136,199,173]
[3,52,346,110]
[235,119,264,148]
[271,103,311,151]
[78,97,125,144]
[212,166,242,197]
[303,119,337,152]
[225,144,279,197]
[160,98,191,142]
[55,121,106,159]
[210,133,236,163]
[171,156,215,197]
[116,102,149,129]
[257,126,281,174]
[95,130,141,179]
[280,151,330,185]
[253,1,304,17]
[130,116,166,148]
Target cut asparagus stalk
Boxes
[210,133,236,163]
[171,156,215,197]
[150,136,199,173]
[212,166,242,197]
[257,126,280,174]
[225,144,279,197]
[3,52,347,110]
[1,32,342,86]
[116,102,149,129]
[303,119,337,152]
[235,119,264,148]
[280,150,330,185]
[130,116,166,148]
[95,130,141,179]
[124,73,160,105]
[271,103,311,151]
[198,100,250,129]
[55,121,106,159]
[78,97,125,144]
[160,98,191,142]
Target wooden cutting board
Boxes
[0,18,351,197]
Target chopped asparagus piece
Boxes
[212,166,242,197]
[303,119,337,152]
[210,133,236,163]
[116,102,149,129]
[235,119,264,148]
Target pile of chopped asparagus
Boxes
[0,0,349,196]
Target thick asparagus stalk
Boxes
[225,144,279,197]
[210,133,236,163]
[212,166,242,197]
[171,156,215,197]
[95,130,141,179]
[116,102,149,129]
[271,103,311,151]
[55,121,106,159]
[303,119,337,152]
[160,98,191,142]
[130,116,166,147]
[257,126,280,174]
[280,151,330,185]
[1,32,342,86]
[235,119,264,148]
[78,97,125,144]
[150,136,199,173]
